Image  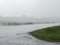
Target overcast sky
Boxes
[0,0,60,18]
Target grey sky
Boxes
[0,0,60,18]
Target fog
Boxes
[0,0,59,18]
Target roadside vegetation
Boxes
[30,26,60,42]
[0,22,34,25]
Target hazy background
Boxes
[0,0,60,18]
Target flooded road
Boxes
[0,23,60,45]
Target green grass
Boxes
[29,26,60,42]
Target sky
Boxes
[0,0,60,18]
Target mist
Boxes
[0,0,59,18]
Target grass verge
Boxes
[29,26,60,42]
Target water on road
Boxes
[0,23,60,45]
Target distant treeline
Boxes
[0,21,56,25]
[0,22,34,25]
